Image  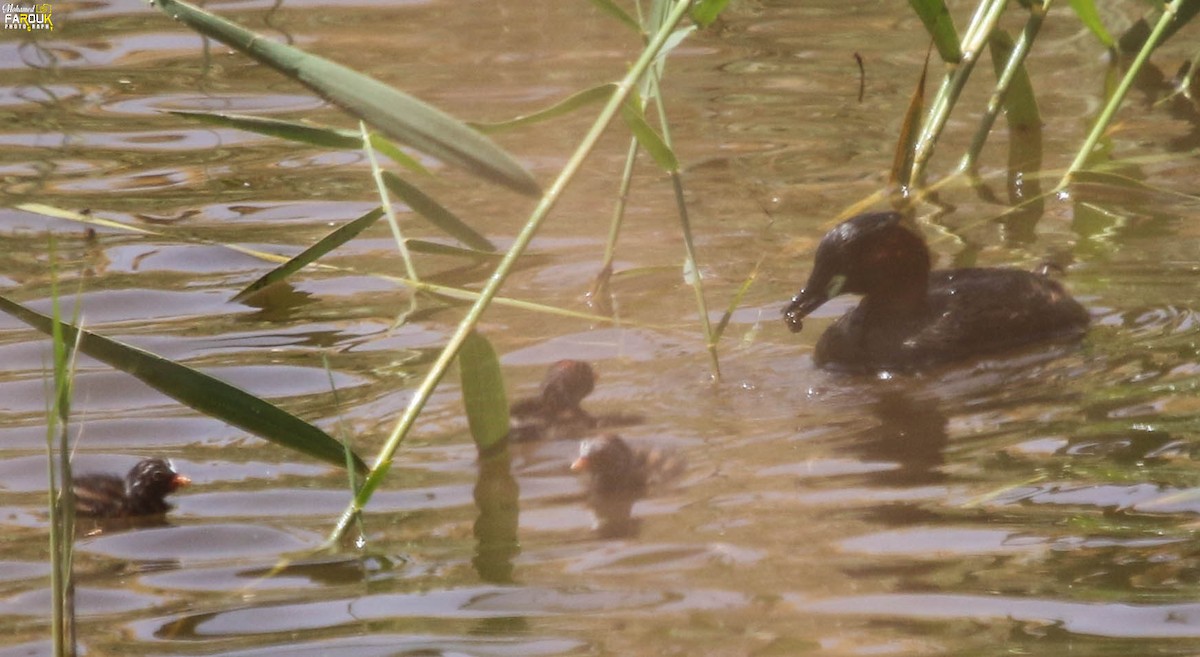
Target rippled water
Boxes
[3,1,1200,655]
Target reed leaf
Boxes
[458,331,510,454]
[382,172,496,252]
[959,13,1046,173]
[406,239,502,260]
[621,101,678,171]
[45,251,78,657]
[168,110,427,174]
[363,122,421,283]
[471,85,616,134]
[987,30,1040,130]
[13,205,617,324]
[1064,0,1190,183]
[152,0,540,197]
[1068,0,1115,48]
[712,259,760,343]
[909,0,963,63]
[587,0,641,32]
[0,295,367,473]
[890,50,929,194]
[909,0,1008,184]
[656,26,698,68]
[232,208,385,303]
[18,203,155,235]
[691,0,732,27]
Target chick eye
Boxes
[826,274,846,298]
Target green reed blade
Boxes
[987,29,1040,130]
[168,110,428,174]
[889,49,929,194]
[15,203,631,325]
[232,208,385,303]
[587,0,641,32]
[152,0,540,197]
[621,101,678,171]
[691,0,732,27]
[382,172,496,252]
[1067,0,1115,48]
[1064,0,1190,184]
[712,259,760,343]
[458,331,510,454]
[405,239,500,260]
[909,0,964,63]
[0,294,368,473]
[471,84,617,134]
[656,26,698,70]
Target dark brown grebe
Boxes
[783,211,1089,372]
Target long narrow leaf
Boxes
[18,203,155,235]
[14,204,626,325]
[890,49,929,191]
[655,26,697,68]
[458,331,509,454]
[232,208,385,303]
[168,110,428,174]
[0,295,367,473]
[691,0,732,27]
[153,0,540,197]
[470,85,616,134]
[587,0,641,32]
[712,259,760,343]
[1068,0,1115,48]
[909,0,1008,184]
[987,31,1039,130]
[959,22,1046,173]
[406,239,501,260]
[382,172,496,252]
[621,102,678,171]
[363,122,421,283]
[1065,0,1191,182]
[909,0,963,63]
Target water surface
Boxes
[3,1,1200,655]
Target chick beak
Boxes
[170,474,192,492]
[570,456,590,472]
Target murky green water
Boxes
[3,1,1200,655]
